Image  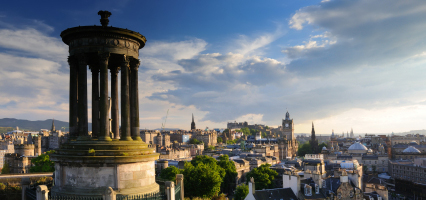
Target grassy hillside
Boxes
[0,127,13,133]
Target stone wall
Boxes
[54,161,157,193]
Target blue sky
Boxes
[1,0,426,134]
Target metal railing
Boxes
[49,196,103,200]
[116,192,167,200]
[26,188,37,200]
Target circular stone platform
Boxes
[50,140,160,197]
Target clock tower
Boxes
[282,111,294,140]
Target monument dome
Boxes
[322,146,327,150]
[348,142,368,153]
[403,146,421,153]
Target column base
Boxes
[132,136,142,141]
[98,136,112,141]
[77,136,91,141]
[120,136,133,141]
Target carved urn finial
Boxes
[98,10,112,27]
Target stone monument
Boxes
[50,11,160,197]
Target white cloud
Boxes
[0,28,67,61]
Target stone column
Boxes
[36,185,49,200]
[130,58,142,141]
[176,174,184,200]
[98,53,112,141]
[21,178,30,200]
[110,66,120,139]
[104,187,116,200]
[76,54,88,140]
[120,55,132,141]
[90,64,100,138]
[68,56,78,140]
[165,181,175,200]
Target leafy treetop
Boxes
[30,150,55,172]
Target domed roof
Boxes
[409,141,418,145]
[322,146,327,150]
[368,149,373,153]
[348,142,368,150]
[403,146,421,153]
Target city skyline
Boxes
[1,1,426,133]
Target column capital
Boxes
[129,58,140,70]
[98,52,110,64]
[67,56,78,66]
[109,65,120,74]
[76,54,87,66]
[89,64,99,72]
[121,55,130,69]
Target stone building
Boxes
[140,130,158,144]
[234,159,250,184]
[0,150,6,170]
[388,159,426,184]
[325,142,389,173]
[180,144,204,156]
[4,141,38,173]
[391,134,424,145]
[392,144,426,160]
[252,144,279,157]
[364,177,389,200]
[193,130,217,147]
[158,147,191,160]
[278,111,298,159]
[288,169,363,200]
[388,158,426,199]
[169,133,191,144]
[4,153,31,173]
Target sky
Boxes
[1,0,426,134]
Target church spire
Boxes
[191,114,196,130]
[310,122,319,153]
[51,118,56,132]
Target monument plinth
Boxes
[50,11,159,197]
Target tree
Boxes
[261,131,267,138]
[227,139,236,144]
[234,184,249,200]
[265,126,269,129]
[217,136,223,144]
[217,155,238,195]
[183,162,223,198]
[241,127,251,136]
[29,150,55,172]
[363,165,368,174]
[191,155,225,178]
[189,138,203,144]
[246,164,278,190]
[159,166,182,181]
[1,161,10,174]
[297,142,312,157]
[319,142,328,150]
[208,145,215,150]
[249,128,257,136]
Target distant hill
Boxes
[0,118,92,132]
[153,128,182,131]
